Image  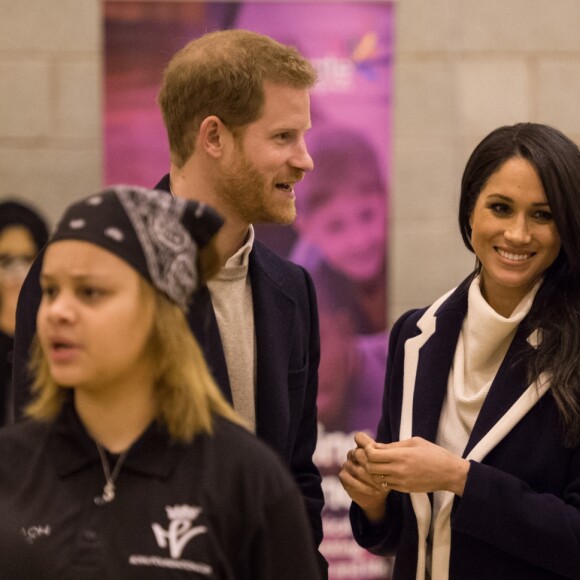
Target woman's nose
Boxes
[504,215,532,245]
[44,293,76,324]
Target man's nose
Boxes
[291,138,314,173]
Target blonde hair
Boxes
[158,29,317,168]
[26,273,245,441]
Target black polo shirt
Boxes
[0,402,321,579]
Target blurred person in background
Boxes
[0,199,48,426]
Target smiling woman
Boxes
[340,123,580,580]
[469,156,561,317]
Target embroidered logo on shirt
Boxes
[152,505,207,559]
[129,504,212,575]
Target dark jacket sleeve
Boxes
[291,266,327,576]
[11,252,44,420]
[352,296,580,578]
[451,434,580,578]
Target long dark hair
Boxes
[459,123,580,446]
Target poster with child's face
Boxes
[104,2,393,577]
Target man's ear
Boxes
[199,115,230,159]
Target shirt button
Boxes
[82,529,98,543]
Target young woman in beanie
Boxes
[0,186,321,579]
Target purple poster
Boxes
[104,2,393,577]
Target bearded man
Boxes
[13,29,327,577]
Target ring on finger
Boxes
[380,474,389,491]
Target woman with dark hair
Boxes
[0,186,321,579]
[0,199,49,426]
[340,123,580,579]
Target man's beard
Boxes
[216,152,299,225]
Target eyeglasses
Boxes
[0,254,35,276]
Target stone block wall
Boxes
[391,0,580,319]
[0,0,102,226]
[3,0,580,322]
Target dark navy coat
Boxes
[351,277,580,579]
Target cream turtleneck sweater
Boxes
[427,275,541,578]
[206,227,257,432]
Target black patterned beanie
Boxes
[49,185,223,310]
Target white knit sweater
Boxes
[427,275,540,578]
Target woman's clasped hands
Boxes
[339,432,470,522]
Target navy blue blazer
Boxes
[12,177,326,574]
[351,276,580,579]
